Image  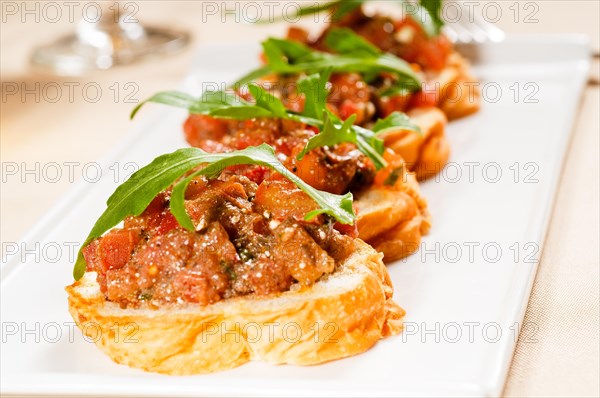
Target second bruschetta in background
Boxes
[238,29,452,180]
[134,74,430,262]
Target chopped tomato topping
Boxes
[374,149,407,187]
[291,150,331,192]
[339,99,360,121]
[184,115,228,148]
[241,165,272,184]
[254,178,318,221]
[286,26,310,43]
[378,94,411,117]
[98,229,140,271]
[334,220,359,238]
[155,211,179,235]
[409,82,439,108]
[394,18,452,72]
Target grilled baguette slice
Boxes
[355,160,431,262]
[66,239,404,375]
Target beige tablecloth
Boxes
[1,1,598,396]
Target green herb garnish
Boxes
[261,0,444,38]
[324,27,381,57]
[73,144,355,280]
[372,111,422,136]
[294,70,387,167]
[384,166,404,186]
[233,33,421,91]
[295,70,331,120]
[134,75,389,169]
[418,0,445,37]
[297,113,358,161]
[259,0,366,24]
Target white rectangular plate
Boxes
[1,35,590,397]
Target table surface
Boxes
[1,1,598,396]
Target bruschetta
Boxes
[67,145,404,375]
[238,0,479,179]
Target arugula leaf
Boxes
[412,0,445,37]
[73,144,355,280]
[232,66,272,88]
[324,28,381,57]
[293,72,387,169]
[332,0,368,20]
[131,91,197,119]
[232,36,421,90]
[135,75,428,170]
[297,113,357,160]
[247,84,288,118]
[377,85,413,99]
[353,125,386,159]
[133,82,389,169]
[132,87,275,121]
[372,111,422,136]
[259,0,365,23]
[259,0,444,38]
[295,108,387,170]
[129,90,274,120]
[296,70,332,119]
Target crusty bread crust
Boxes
[378,107,450,181]
[356,163,431,262]
[435,52,481,121]
[66,239,404,375]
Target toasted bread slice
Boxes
[434,52,481,121]
[378,107,450,181]
[66,239,404,375]
[355,155,431,262]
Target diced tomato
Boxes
[326,103,341,118]
[155,212,180,235]
[143,193,168,216]
[334,220,359,238]
[286,26,310,43]
[409,82,439,108]
[231,120,278,150]
[339,100,360,121]
[259,52,268,65]
[379,94,411,117]
[198,139,230,153]
[306,125,319,135]
[395,18,452,72]
[284,93,305,113]
[329,73,370,105]
[98,229,140,271]
[183,115,228,148]
[418,35,453,72]
[292,150,330,192]
[254,179,318,221]
[173,271,211,304]
[242,165,271,184]
[82,239,101,273]
[220,180,248,199]
[273,139,295,157]
[236,88,254,102]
